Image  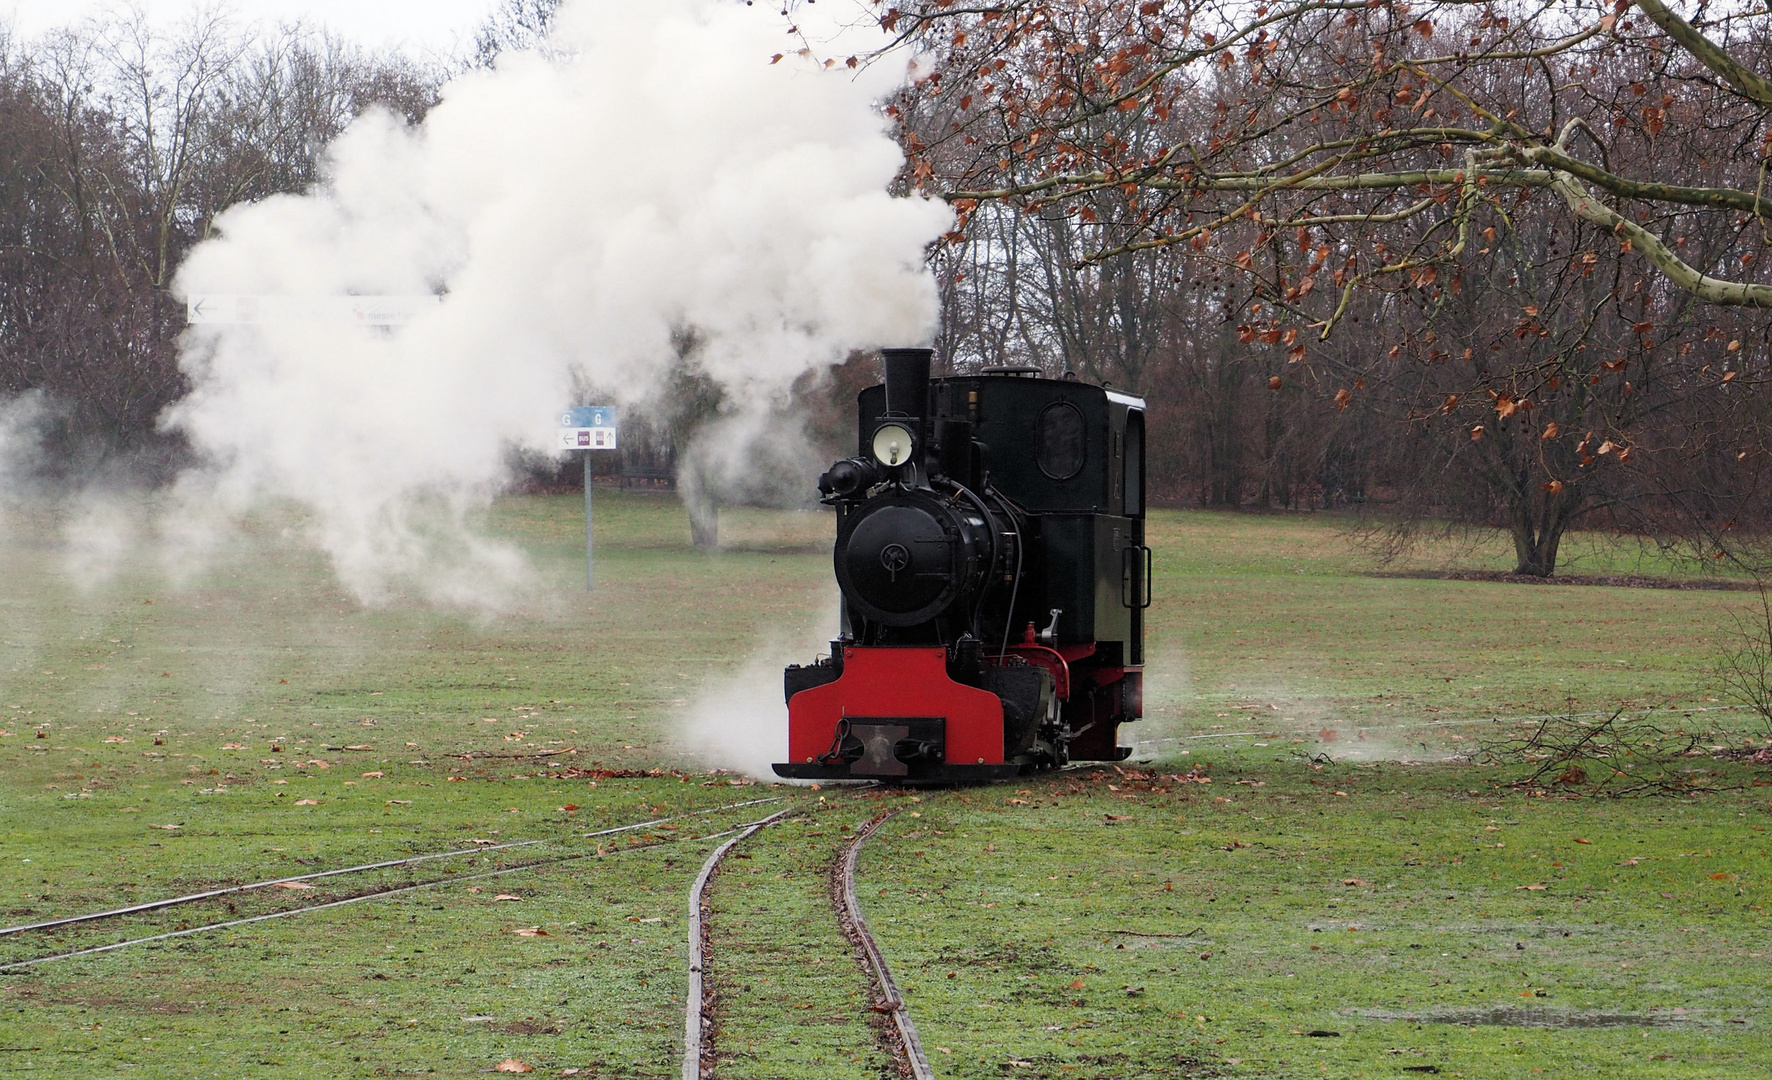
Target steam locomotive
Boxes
[773,348,1149,784]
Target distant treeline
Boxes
[0,14,440,482]
[9,2,1772,579]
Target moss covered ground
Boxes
[0,492,1766,1077]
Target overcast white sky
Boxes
[3,0,498,54]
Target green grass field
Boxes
[0,492,1766,1078]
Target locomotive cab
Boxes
[774,348,1149,784]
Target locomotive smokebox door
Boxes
[776,348,1147,784]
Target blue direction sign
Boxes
[559,406,617,450]
[561,406,619,591]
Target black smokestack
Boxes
[881,347,931,418]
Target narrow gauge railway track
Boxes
[683,805,937,1080]
[0,798,785,972]
[835,811,938,1080]
[682,806,799,1080]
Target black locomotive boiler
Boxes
[774,348,1150,783]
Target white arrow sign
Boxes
[185,295,443,325]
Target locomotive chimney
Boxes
[881,347,932,418]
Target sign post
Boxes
[558,407,618,590]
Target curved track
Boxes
[836,811,938,1080]
[0,797,784,972]
[681,806,799,1080]
[685,804,937,1080]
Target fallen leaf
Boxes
[627,916,663,923]
[275,881,316,891]
[559,804,579,812]
[495,894,522,902]
[1515,883,1548,891]
[1068,979,1085,990]
[220,743,248,750]
[344,745,374,751]
[1104,813,1130,821]
[1342,878,1369,886]
[147,823,181,831]
[295,799,319,806]
[513,927,549,937]
[1710,872,1732,880]
[494,1061,533,1074]
[1574,837,1591,844]
[360,771,384,779]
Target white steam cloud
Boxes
[680,587,841,780]
[164,0,949,606]
[0,392,47,509]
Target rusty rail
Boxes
[836,811,938,1080]
[682,806,797,1080]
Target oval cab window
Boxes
[1036,401,1087,480]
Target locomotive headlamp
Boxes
[871,423,915,467]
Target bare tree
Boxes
[884,0,1772,571]
[0,11,442,481]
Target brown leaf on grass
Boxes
[1573,837,1591,844]
[1341,879,1369,887]
[494,894,522,902]
[494,1061,533,1074]
[275,881,316,890]
[360,771,384,779]
[559,804,579,812]
[294,799,319,806]
[220,743,248,750]
[1104,813,1131,821]
[513,927,549,937]
[1515,883,1547,891]
[147,823,181,830]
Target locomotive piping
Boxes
[682,805,799,1080]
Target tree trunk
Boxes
[688,500,719,550]
[1510,486,1581,576]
